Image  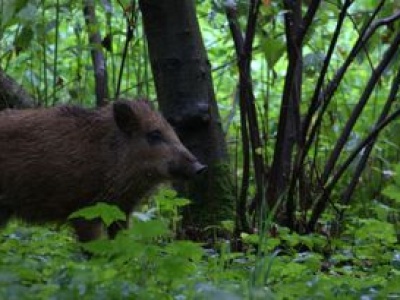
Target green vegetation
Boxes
[1,187,400,298]
[1,0,400,299]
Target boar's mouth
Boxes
[168,161,207,179]
[193,161,207,174]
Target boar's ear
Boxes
[113,101,140,135]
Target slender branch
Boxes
[41,0,48,106]
[116,1,137,98]
[340,66,400,207]
[226,6,244,55]
[305,5,400,230]
[242,0,265,214]
[345,0,386,71]
[225,5,250,232]
[365,8,400,38]
[238,96,252,233]
[322,30,400,182]
[289,1,354,221]
[83,0,109,107]
[308,105,400,231]
[268,0,302,224]
[52,0,60,105]
[301,0,353,147]
[226,1,264,221]
[302,1,391,162]
[299,0,322,43]
[243,0,261,56]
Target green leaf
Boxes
[262,37,285,68]
[16,2,37,23]
[1,0,29,27]
[128,219,170,240]
[165,240,204,262]
[394,164,400,186]
[220,220,235,233]
[382,185,400,203]
[81,239,114,255]
[68,202,126,227]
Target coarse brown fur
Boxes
[0,99,205,241]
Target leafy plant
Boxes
[1,188,400,298]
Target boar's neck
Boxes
[98,118,162,214]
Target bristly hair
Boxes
[118,97,156,111]
[57,105,97,118]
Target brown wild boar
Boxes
[0,99,206,241]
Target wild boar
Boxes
[0,99,206,241]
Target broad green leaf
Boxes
[394,164,400,186]
[128,219,170,240]
[262,37,285,68]
[81,239,114,255]
[165,240,204,262]
[382,185,400,203]
[1,0,29,27]
[68,202,126,227]
[16,2,37,23]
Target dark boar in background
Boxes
[0,99,206,241]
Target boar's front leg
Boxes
[107,219,128,239]
[71,218,103,242]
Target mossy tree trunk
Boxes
[139,0,235,239]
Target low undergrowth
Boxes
[1,188,400,299]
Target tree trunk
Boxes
[139,0,235,239]
[0,68,35,110]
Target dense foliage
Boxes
[1,188,400,298]
[1,0,400,298]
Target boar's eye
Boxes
[146,129,164,145]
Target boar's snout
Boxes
[168,152,207,179]
[193,161,207,175]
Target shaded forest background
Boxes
[1,0,400,298]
